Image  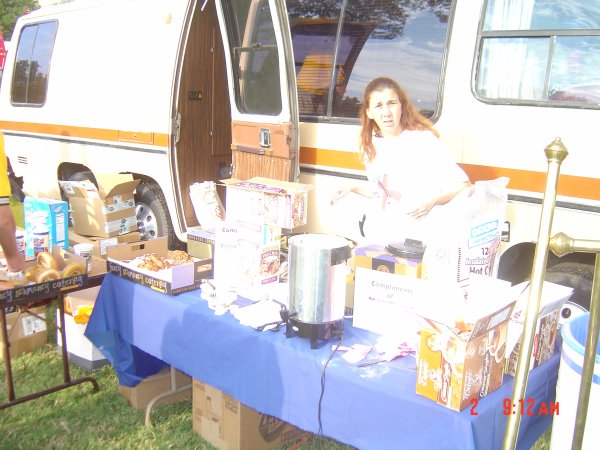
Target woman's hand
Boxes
[330,187,351,205]
[407,198,437,220]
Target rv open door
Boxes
[215,0,299,182]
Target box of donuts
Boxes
[106,237,212,295]
[0,247,88,307]
[415,280,516,411]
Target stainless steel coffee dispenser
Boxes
[286,233,352,348]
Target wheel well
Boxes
[498,242,595,285]
[58,163,93,182]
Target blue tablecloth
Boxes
[85,274,558,450]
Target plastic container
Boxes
[32,223,50,254]
[15,229,25,255]
[550,313,600,450]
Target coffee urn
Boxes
[286,234,352,348]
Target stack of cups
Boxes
[73,243,94,273]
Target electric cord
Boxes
[317,331,344,437]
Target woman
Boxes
[331,77,470,241]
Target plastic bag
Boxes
[189,181,225,229]
[422,177,509,286]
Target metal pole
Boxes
[502,138,568,450]
[549,233,600,449]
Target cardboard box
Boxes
[187,226,215,260]
[63,285,100,316]
[106,237,211,295]
[0,306,48,360]
[70,230,142,258]
[416,297,515,411]
[504,281,573,376]
[213,221,281,292]
[222,177,311,229]
[192,379,309,450]
[0,247,88,307]
[24,196,69,256]
[59,174,140,238]
[355,243,425,278]
[56,292,108,371]
[119,367,192,410]
[353,267,452,336]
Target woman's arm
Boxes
[407,180,471,220]
[330,185,376,205]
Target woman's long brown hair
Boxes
[359,77,439,162]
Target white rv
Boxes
[1,0,599,315]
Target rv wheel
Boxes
[134,182,180,249]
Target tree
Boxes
[287,0,451,40]
[0,0,41,41]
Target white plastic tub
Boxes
[551,313,600,450]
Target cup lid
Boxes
[386,238,426,259]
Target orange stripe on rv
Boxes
[299,147,600,201]
[300,146,364,171]
[461,164,600,201]
[0,121,169,147]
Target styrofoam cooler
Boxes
[551,313,600,450]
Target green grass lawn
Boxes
[0,307,553,450]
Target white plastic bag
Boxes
[422,177,509,286]
[189,181,225,229]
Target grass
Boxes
[0,304,552,450]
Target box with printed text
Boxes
[192,379,309,450]
[59,174,139,238]
[107,237,211,295]
[222,177,311,229]
[24,196,69,256]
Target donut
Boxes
[9,278,30,287]
[37,251,59,271]
[0,280,14,290]
[61,262,86,278]
[35,268,61,283]
[24,266,43,282]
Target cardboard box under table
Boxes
[119,367,192,410]
[192,379,309,450]
[56,286,108,370]
[107,237,211,295]
[59,174,139,238]
[504,280,574,376]
[0,306,47,360]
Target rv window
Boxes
[288,0,450,121]
[224,0,282,116]
[11,21,57,106]
[476,0,600,108]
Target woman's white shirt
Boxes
[362,129,468,242]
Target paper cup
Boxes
[73,243,94,272]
